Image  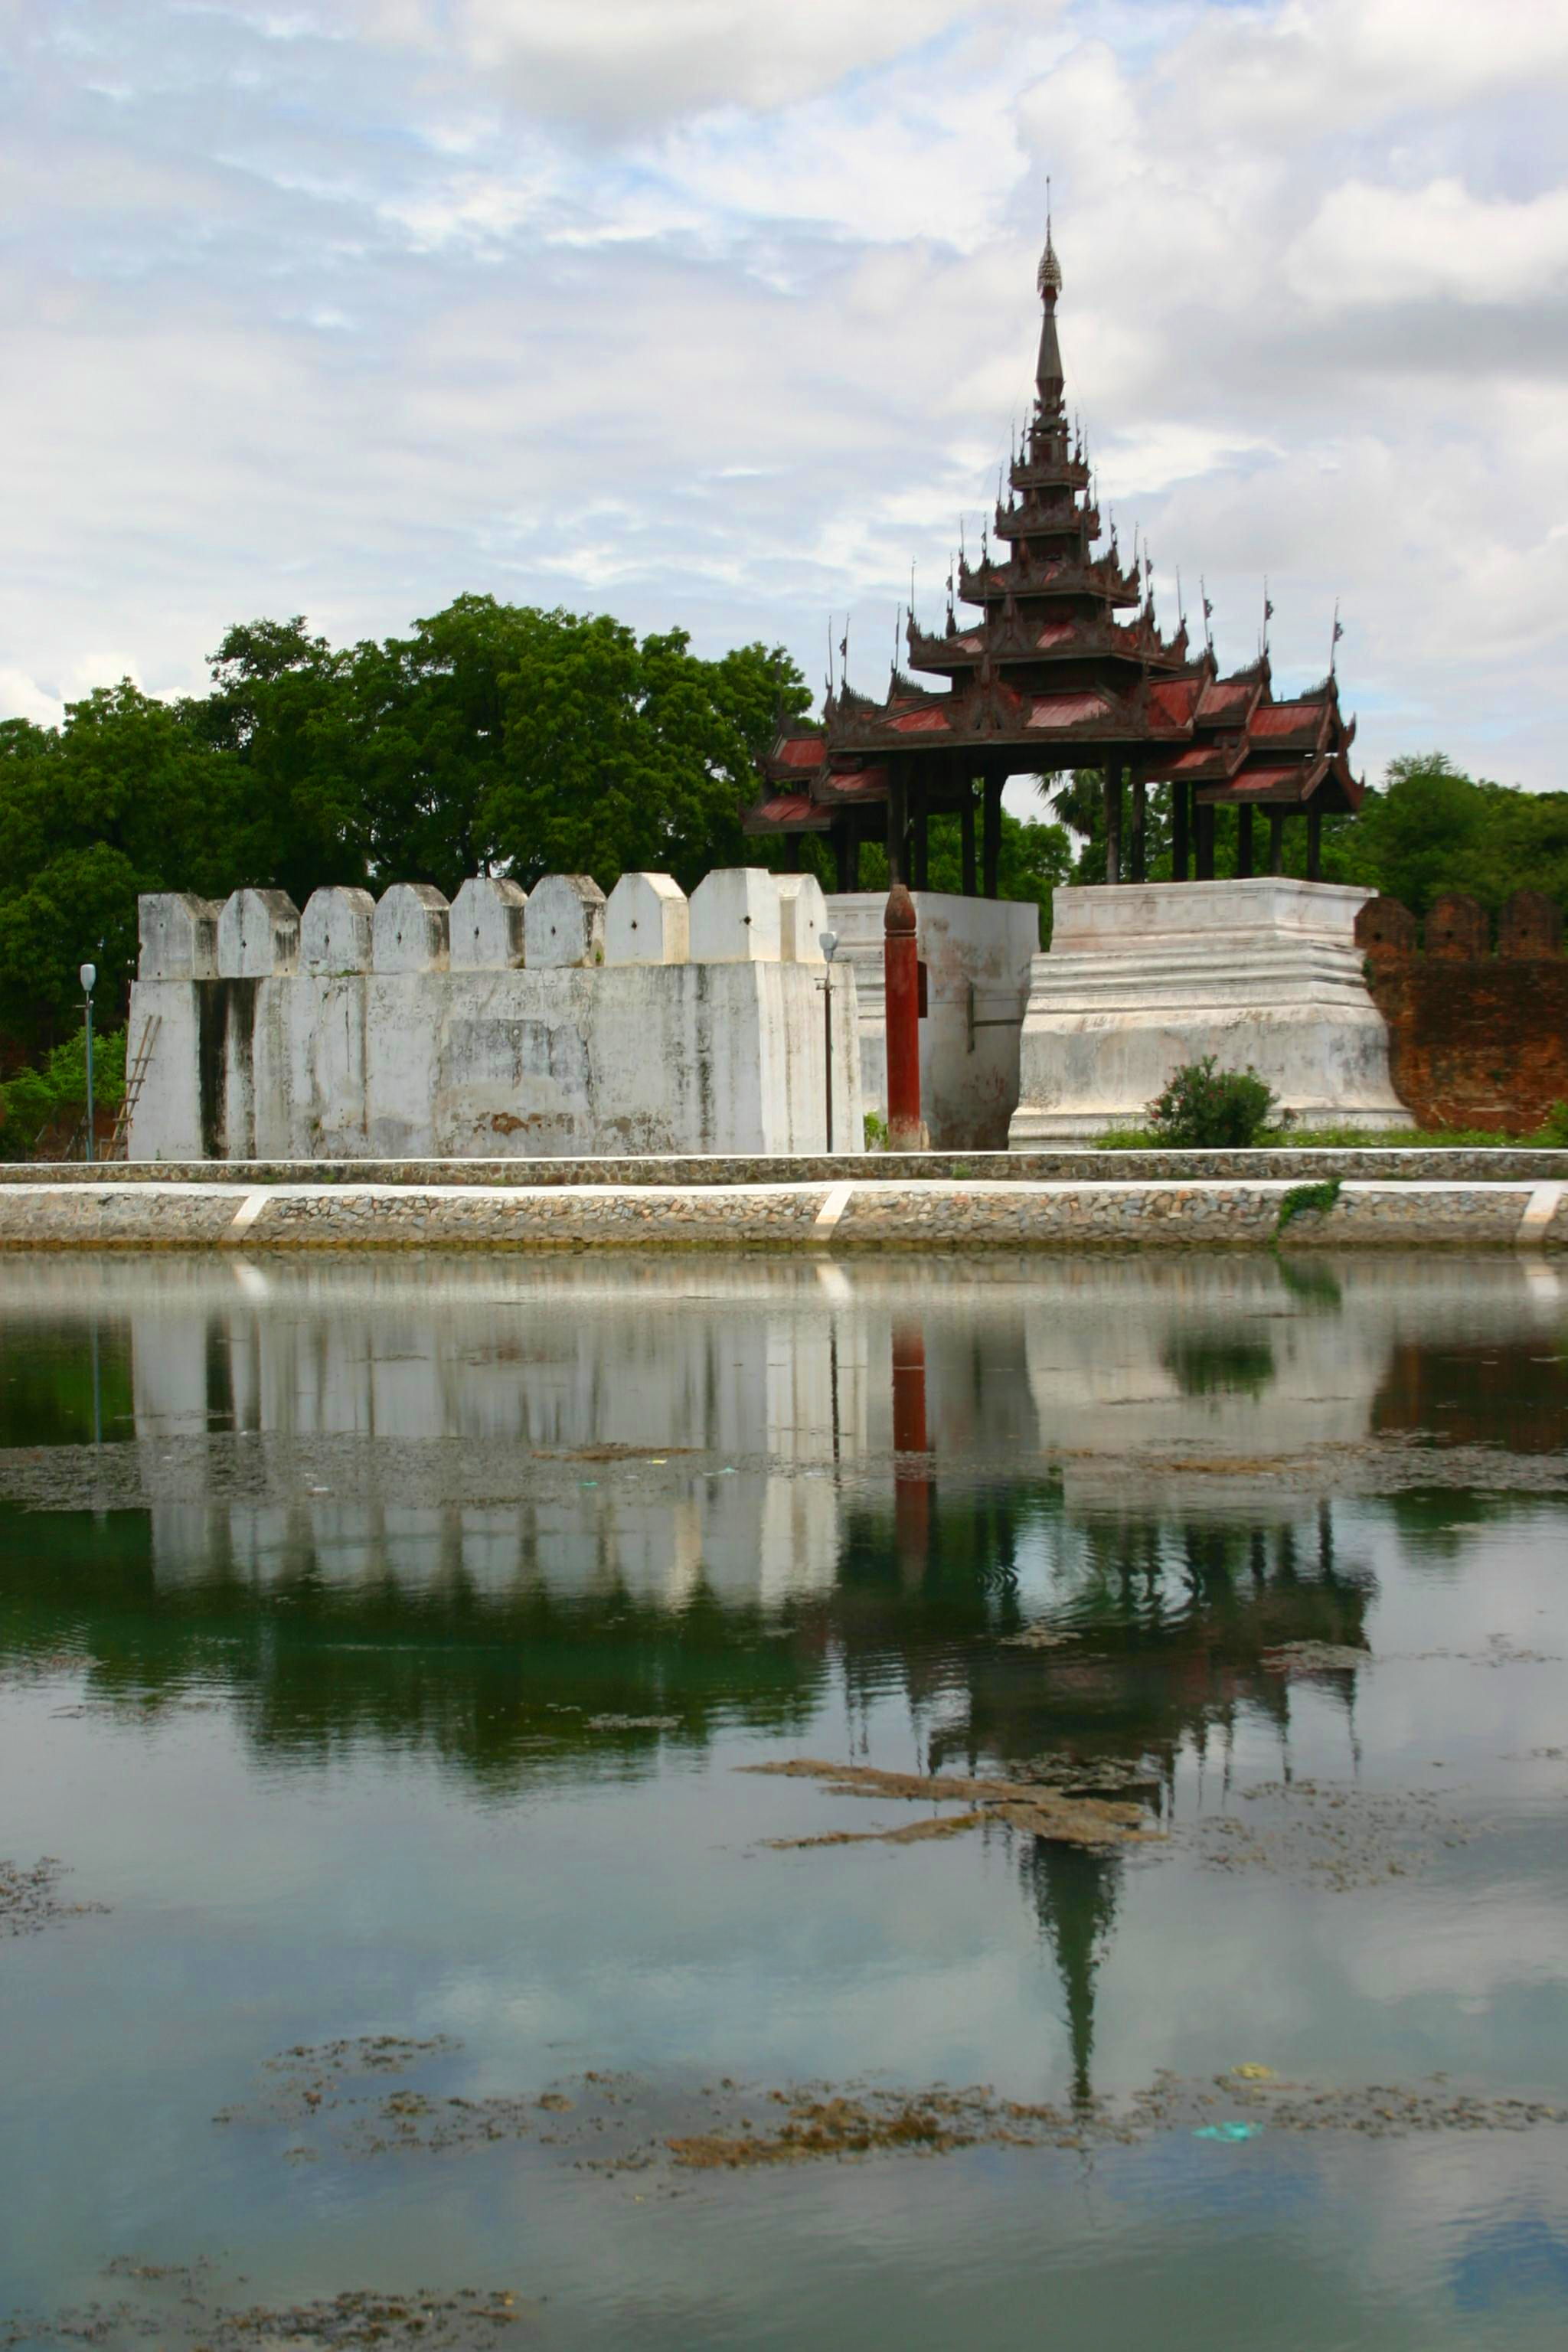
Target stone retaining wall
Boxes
[0,1174,1561,1252]
[6,1148,1565,1187]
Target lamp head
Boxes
[80,962,96,995]
[818,929,838,964]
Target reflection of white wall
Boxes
[759,1477,841,1605]
[11,1248,1556,1604]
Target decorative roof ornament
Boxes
[1037,181,1063,302]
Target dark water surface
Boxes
[2,1251,1566,2349]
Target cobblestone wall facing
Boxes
[0,1174,1561,1252]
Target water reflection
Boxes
[4,1252,1567,2346]
[1,1253,1559,1732]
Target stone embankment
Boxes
[0,1154,1561,1251]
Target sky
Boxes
[4,0,1568,794]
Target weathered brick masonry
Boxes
[1357,890,1568,1132]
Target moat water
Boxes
[2,1250,1566,2349]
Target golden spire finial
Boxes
[1037,178,1062,301]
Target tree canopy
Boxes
[3,593,1561,1062]
[0,597,812,1049]
[1044,753,1568,919]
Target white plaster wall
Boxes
[825,892,1040,1150]
[126,979,205,1160]
[149,960,862,1159]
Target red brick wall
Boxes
[1357,891,1568,1132]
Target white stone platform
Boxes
[1008,878,1411,1144]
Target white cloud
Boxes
[2,0,1567,790]
[374,0,1031,126]
[0,669,61,729]
[1286,178,1568,308]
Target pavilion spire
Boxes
[1035,193,1065,417]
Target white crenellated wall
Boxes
[127,871,862,1161]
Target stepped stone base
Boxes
[1009,879,1412,1145]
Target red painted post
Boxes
[884,882,923,1152]
[891,1318,930,1576]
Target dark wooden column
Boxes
[1130,773,1147,884]
[783,834,803,873]
[846,822,861,891]
[835,822,854,893]
[1306,808,1322,880]
[1195,799,1216,880]
[1236,805,1254,878]
[959,785,978,897]
[1103,757,1123,885]
[911,775,929,890]
[1171,779,1190,880]
[982,774,1003,898]
[887,765,909,885]
[1267,812,1285,876]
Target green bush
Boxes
[862,1110,888,1152]
[1541,1101,1568,1148]
[1144,1057,1285,1149]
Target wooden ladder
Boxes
[108,1014,162,1160]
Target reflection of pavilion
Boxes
[2,1250,1560,2101]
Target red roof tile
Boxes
[890,707,952,734]
[1196,678,1256,720]
[1249,702,1322,739]
[1027,691,1112,729]
[751,793,817,823]
[774,735,825,769]
[1145,680,1200,728]
[820,764,890,797]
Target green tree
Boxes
[0,687,237,1046]
[1324,753,1568,915]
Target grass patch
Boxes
[1088,1123,1566,1152]
[1275,1178,1342,1238]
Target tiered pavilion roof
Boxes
[746,227,1361,893]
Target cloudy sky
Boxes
[5,0,1568,792]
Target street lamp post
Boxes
[80,963,96,1165]
[818,930,838,1155]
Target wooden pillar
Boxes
[1306,808,1322,881]
[1130,773,1147,884]
[1267,812,1285,876]
[1196,799,1216,880]
[884,883,923,1152]
[1103,758,1122,886]
[1236,805,1254,879]
[982,775,1003,899]
[887,766,908,885]
[911,776,929,890]
[783,834,803,873]
[1172,779,1190,881]
[960,786,977,897]
[835,822,854,893]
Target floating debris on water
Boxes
[0,2266,543,2350]
[741,1758,1157,1851]
[998,1622,1076,1649]
[1193,1782,1478,1890]
[0,1857,109,1939]
[1262,1643,1372,1673]
[583,1714,681,1732]
[214,2039,1568,2184]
